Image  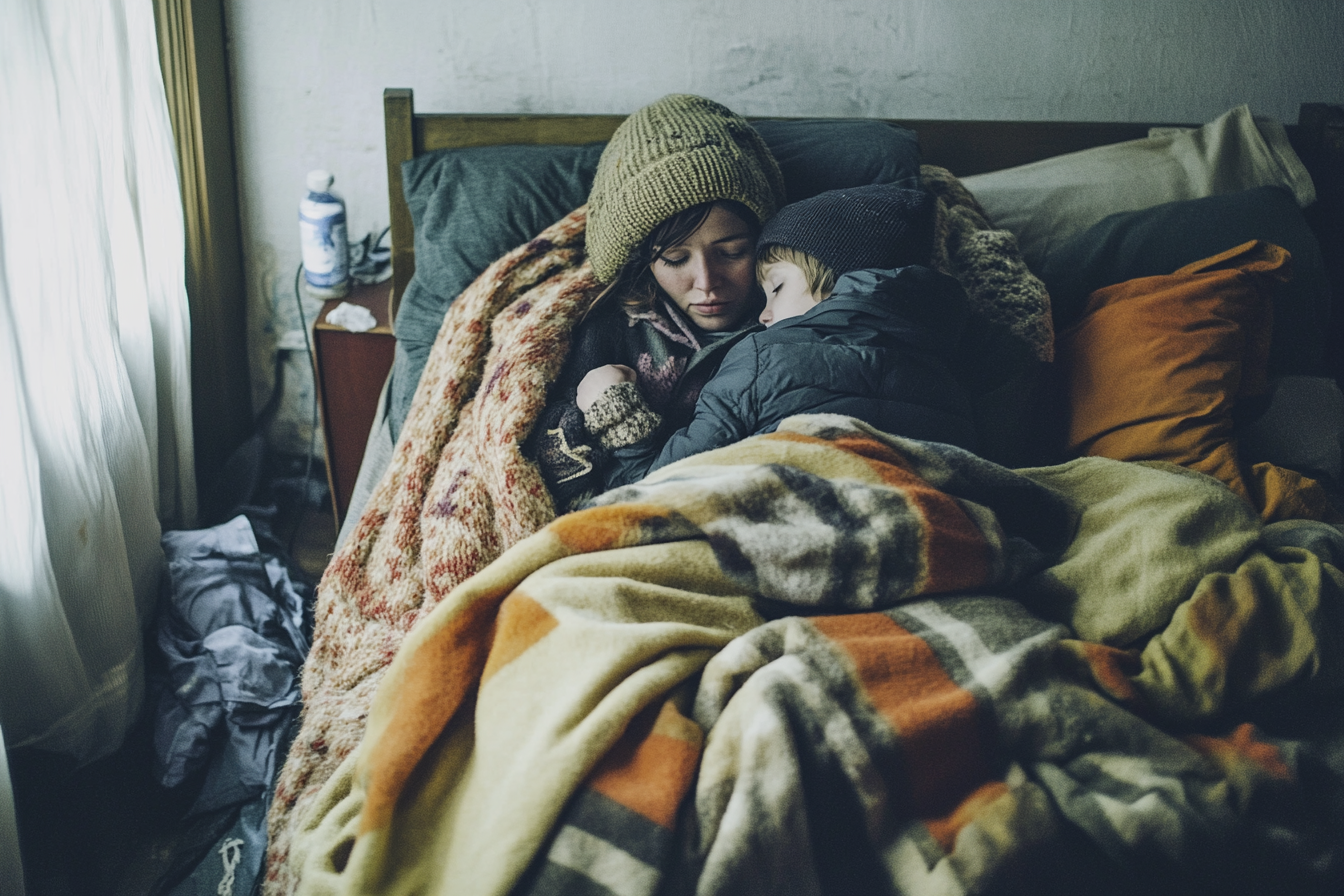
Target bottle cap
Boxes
[306,169,335,193]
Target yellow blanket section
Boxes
[292,527,760,896]
[1021,458,1344,723]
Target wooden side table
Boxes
[311,279,395,529]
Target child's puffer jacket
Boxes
[608,265,979,487]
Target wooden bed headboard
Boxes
[382,87,1343,381]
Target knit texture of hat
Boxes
[586,94,786,283]
[757,184,936,278]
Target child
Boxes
[579,182,979,489]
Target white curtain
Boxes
[0,0,195,784]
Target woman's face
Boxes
[649,204,759,332]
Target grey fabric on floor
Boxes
[153,514,310,896]
[155,515,307,809]
[167,797,268,896]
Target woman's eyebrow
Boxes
[662,229,752,253]
[711,231,752,245]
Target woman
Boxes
[530,93,787,511]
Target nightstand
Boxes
[311,279,395,529]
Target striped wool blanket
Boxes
[286,417,1344,896]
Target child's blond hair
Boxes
[756,245,835,301]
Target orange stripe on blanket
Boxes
[359,592,501,833]
[548,503,672,554]
[813,614,991,817]
[1186,722,1292,781]
[481,593,558,685]
[588,700,704,829]
[1060,641,1146,712]
[923,779,1011,854]
[768,431,992,594]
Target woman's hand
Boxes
[576,364,636,412]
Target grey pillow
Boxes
[390,119,922,439]
[390,143,605,438]
[960,106,1316,273]
[1040,186,1333,378]
[1238,376,1344,485]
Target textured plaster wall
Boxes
[222,0,1344,454]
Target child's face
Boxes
[758,261,820,326]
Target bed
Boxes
[265,91,1344,896]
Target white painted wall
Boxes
[222,0,1344,453]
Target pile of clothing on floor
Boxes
[148,496,315,895]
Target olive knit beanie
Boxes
[757,184,936,278]
[586,94,786,283]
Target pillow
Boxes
[1238,376,1344,485]
[390,143,606,436]
[390,119,923,438]
[960,105,1316,273]
[1057,240,1338,524]
[400,143,606,339]
[750,118,922,200]
[1040,186,1333,378]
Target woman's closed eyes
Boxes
[656,241,752,268]
[646,204,761,332]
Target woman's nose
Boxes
[691,254,718,291]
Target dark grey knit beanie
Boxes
[757,184,936,277]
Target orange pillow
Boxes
[1058,240,1339,523]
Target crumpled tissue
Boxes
[325,301,377,332]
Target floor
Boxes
[8,490,338,896]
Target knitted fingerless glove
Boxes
[583,382,663,448]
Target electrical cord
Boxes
[291,262,321,556]
[287,231,385,554]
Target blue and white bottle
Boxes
[299,169,350,298]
